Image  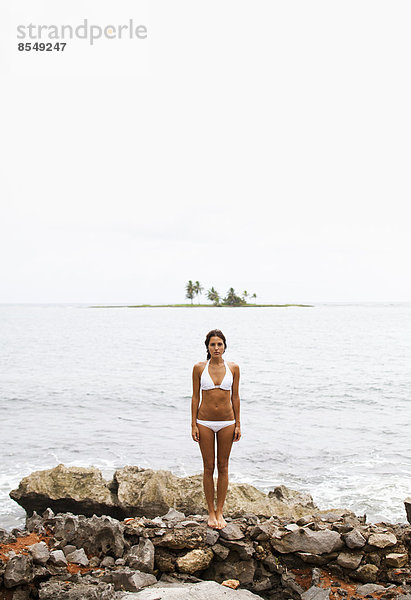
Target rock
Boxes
[66,548,89,567]
[53,514,125,558]
[38,580,118,599]
[356,583,387,595]
[222,579,240,589]
[352,563,379,583]
[10,587,30,600]
[104,568,157,592]
[211,542,230,560]
[162,508,186,522]
[249,521,278,541]
[297,552,329,566]
[219,523,244,540]
[127,539,155,573]
[281,572,305,595]
[271,527,343,554]
[343,529,366,549]
[101,556,116,568]
[176,548,214,573]
[48,550,68,567]
[206,528,220,545]
[405,498,411,524]
[154,527,206,550]
[4,555,33,588]
[336,551,363,570]
[368,533,397,548]
[28,541,50,565]
[10,464,120,518]
[385,553,408,568]
[268,485,316,510]
[219,540,255,559]
[301,586,331,600]
[203,557,256,585]
[154,547,177,572]
[118,580,262,598]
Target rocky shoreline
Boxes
[1,465,410,600]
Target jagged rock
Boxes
[343,529,366,549]
[336,551,363,569]
[103,568,157,592]
[405,498,411,524]
[352,563,379,583]
[205,528,219,545]
[203,557,256,585]
[386,553,408,567]
[219,539,255,559]
[211,542,230,560]
[153,526,206,550]
[38,580,118,599]
[48,550,68,567]
[269,486,316,510]
[281,572,305,595]
[126,539,155,572]
[162,508,186,522]
[118,580,262,598]
[271,527,343,554]
[368,533,397,548]
[219,523,244,540]
[10,464,120,518]
[4,555,33,588]
[176,548,214,573]
[28,541,50,565]
[66,548,89,566]
[63,544,77,556]
[302,585,331,600]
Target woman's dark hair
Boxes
[205,329,227,360]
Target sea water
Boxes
[0,303,410,529]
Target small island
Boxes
[90,281,313,308]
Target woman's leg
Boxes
[215,423,235,529]
[197,423,218,528]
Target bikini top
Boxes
[200,359,233,391]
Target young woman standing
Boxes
[191,329,241,529]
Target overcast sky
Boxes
[2,1,410,304]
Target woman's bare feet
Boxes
[207,512,219,528]
[215,511,227,529]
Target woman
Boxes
[191,329,241,529]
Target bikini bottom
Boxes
[196,419,235,433]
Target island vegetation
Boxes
[89,281,313,308]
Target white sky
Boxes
[1,1,410,304]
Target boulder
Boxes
[368,533,397,548]
[66,548,89,567]
[176,548,214,573]
[103,568,157,592]
[10,464,119,518]
[10,464,318,520]
[343,529,366,549]
[28,541,50,566]
[385,553,408,568]
[301,586,331,600]
[352,563,379,583]
[203,557,256,585]
[336,551,363,570]
[126,539,155,573]
[53,513,125,558]
[48,550,68,567]
[4,555,33,588]
[271,528,343,554]
[219,523,244,540]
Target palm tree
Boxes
[207,287,220,306]
[242,290,249,304]
[185,280,195,304]
[194,281,203,304]
[251,293,257,303]
[223,287,244,306]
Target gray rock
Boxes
[53,514,125,558]
[62,544,77,556]
[154,547,177,572]
[343,529,366,549]
[206,528,220,545]
[28,541,50,566]
[271,527,343,554]
[336,551,363,570]
[127,539,155,573]
[9,587,30,600]
[356,583,387,595]
[219,523,244,540]
[281,572,305,595]
[404,497,411,524]
[385,553,408,568]
[118,580,261,599]
[105,568,157,592]
[268,485,316,511]
[211,542,230,560]
[66,548,89,567]
[297,552,329,566]
[203,557,256,585]
[219,539,255,559]
[162,508,186,522]
[48,550,68,567]
[4,555,33,588]
[101,556,116,568]
[38,580,118,600]
[301,586,331,600]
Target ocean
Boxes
[1,303,410,530]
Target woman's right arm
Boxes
[191,364,200,442]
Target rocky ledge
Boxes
[9,464,317,521]
[1,503,411,599]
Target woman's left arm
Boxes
[232,364,241,442]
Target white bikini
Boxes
[197,359,236,433]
